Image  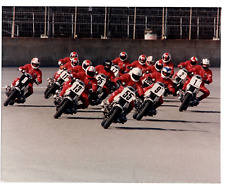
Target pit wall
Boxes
[2,38,220,67]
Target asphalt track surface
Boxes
[1,67,221,183]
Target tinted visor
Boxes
[156,64,163,70]
[132,73,141,81]
[163,71,170,77]
[87,70,95,77]
[32,63,39,67]
[120,55,126,60]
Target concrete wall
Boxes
[2,38,220,67]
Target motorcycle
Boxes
[44,69,71,99]
[110,64,120,77]
[4,71,33,106]
[54,79,85,119]
[101,86,136,129]
[96,73,107,95]
[179,75,202,112]
[173,68,188,95]
[133,82,165,120]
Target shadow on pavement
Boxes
[145,118,214,124]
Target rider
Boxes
[157,53,174,77]
[112,51,130,75]
[6,57,42,102]
[95,60,117,102]
[104,67,144,122]
[72,59,92,74]
[56,66,98,109]
[58,51,78,66]
[182,58,213,104]
[143,66,175,114]
[125,54,147,73]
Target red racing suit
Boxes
[144,72,175,108]
[107,73,144,114]
[12,64,42,97]
[182,65,213,101]
[95,65,116,98]
[54,63,79,80]
[59,72,98,108]
[158,59,174,77]
[112,57,130,75]
[175,60,197,80]
[125,60,148,73]
[58,57,71,66]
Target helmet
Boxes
[85,66,96,78]
[82,60,92,71]
[70,52,78,60]
[119,52,128,61]
[130,67,142,82]
[190,56,198,65]
[202,58,210,70]
[104,60,112,71]
[162,53,171,63]
[31,57,40,69]
[155,60,163,71]
[71,58,79,67]
[161,66,172,79]
[146,56,154,66]
[138,54,147,65]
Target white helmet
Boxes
[146,56,154,66]
[161,66,172,79]
[31,57,40,69]
[85,66,96,78]
[82,60,92,70]
[130,67,142,82]
[202,58,210,70]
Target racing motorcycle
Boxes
[173,68,188,95]
[133,82,165,120]
[44,69,71,99]
[54,79,85,119]
[179,75,202,112]
[101,86,136,129]
[4,71,34,106]
[96,73,107,95]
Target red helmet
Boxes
[190,56,198,65]
[119,52,128,61]
[71,58,79,67]
[138,54,146,65]
[85,66,96,78]
[154,60,163,71]
[70,52,78,61]
[146,56,154,66]
[162,53,171,63]
[82,60,92,71]
[31,57,40,69]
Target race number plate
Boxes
[145,82,165,97]
[68,81,85,96]
[96,74,107,87]
[189,76,202,88]
[142,78,152,86]
[120,87,136,102]
[177,69,188,80]
[110,65,120,77]
[60,70,70,81]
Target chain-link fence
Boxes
[2,6,221,40]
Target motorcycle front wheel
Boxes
[4,89,18,106]
[45,83,59,99]
[179,93,192,112]
[54,99,70,119]
[136,101,153,120]
[102,106,122,129]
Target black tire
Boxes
[54,99,70,119]
[133,112,138,119]
[4,89,18,106]
[45,83,58,99]
[44,86,51,96]
[102,106,122,129]
[179,93,192,112]
[136,101,153,120]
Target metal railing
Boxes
[2,6,221,40]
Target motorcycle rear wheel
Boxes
[4,89,18,106]
[102,106,122,129]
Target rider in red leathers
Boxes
[95,60,116,102]
[182,58,213,103]
[7,58,42,102]
[157,53,174,77]
[104,67,144,122]
[58,51,78,66]
[112,51,130,75]
[71,59,92,75]
[125,54,148,73]
[56,66,98,109]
